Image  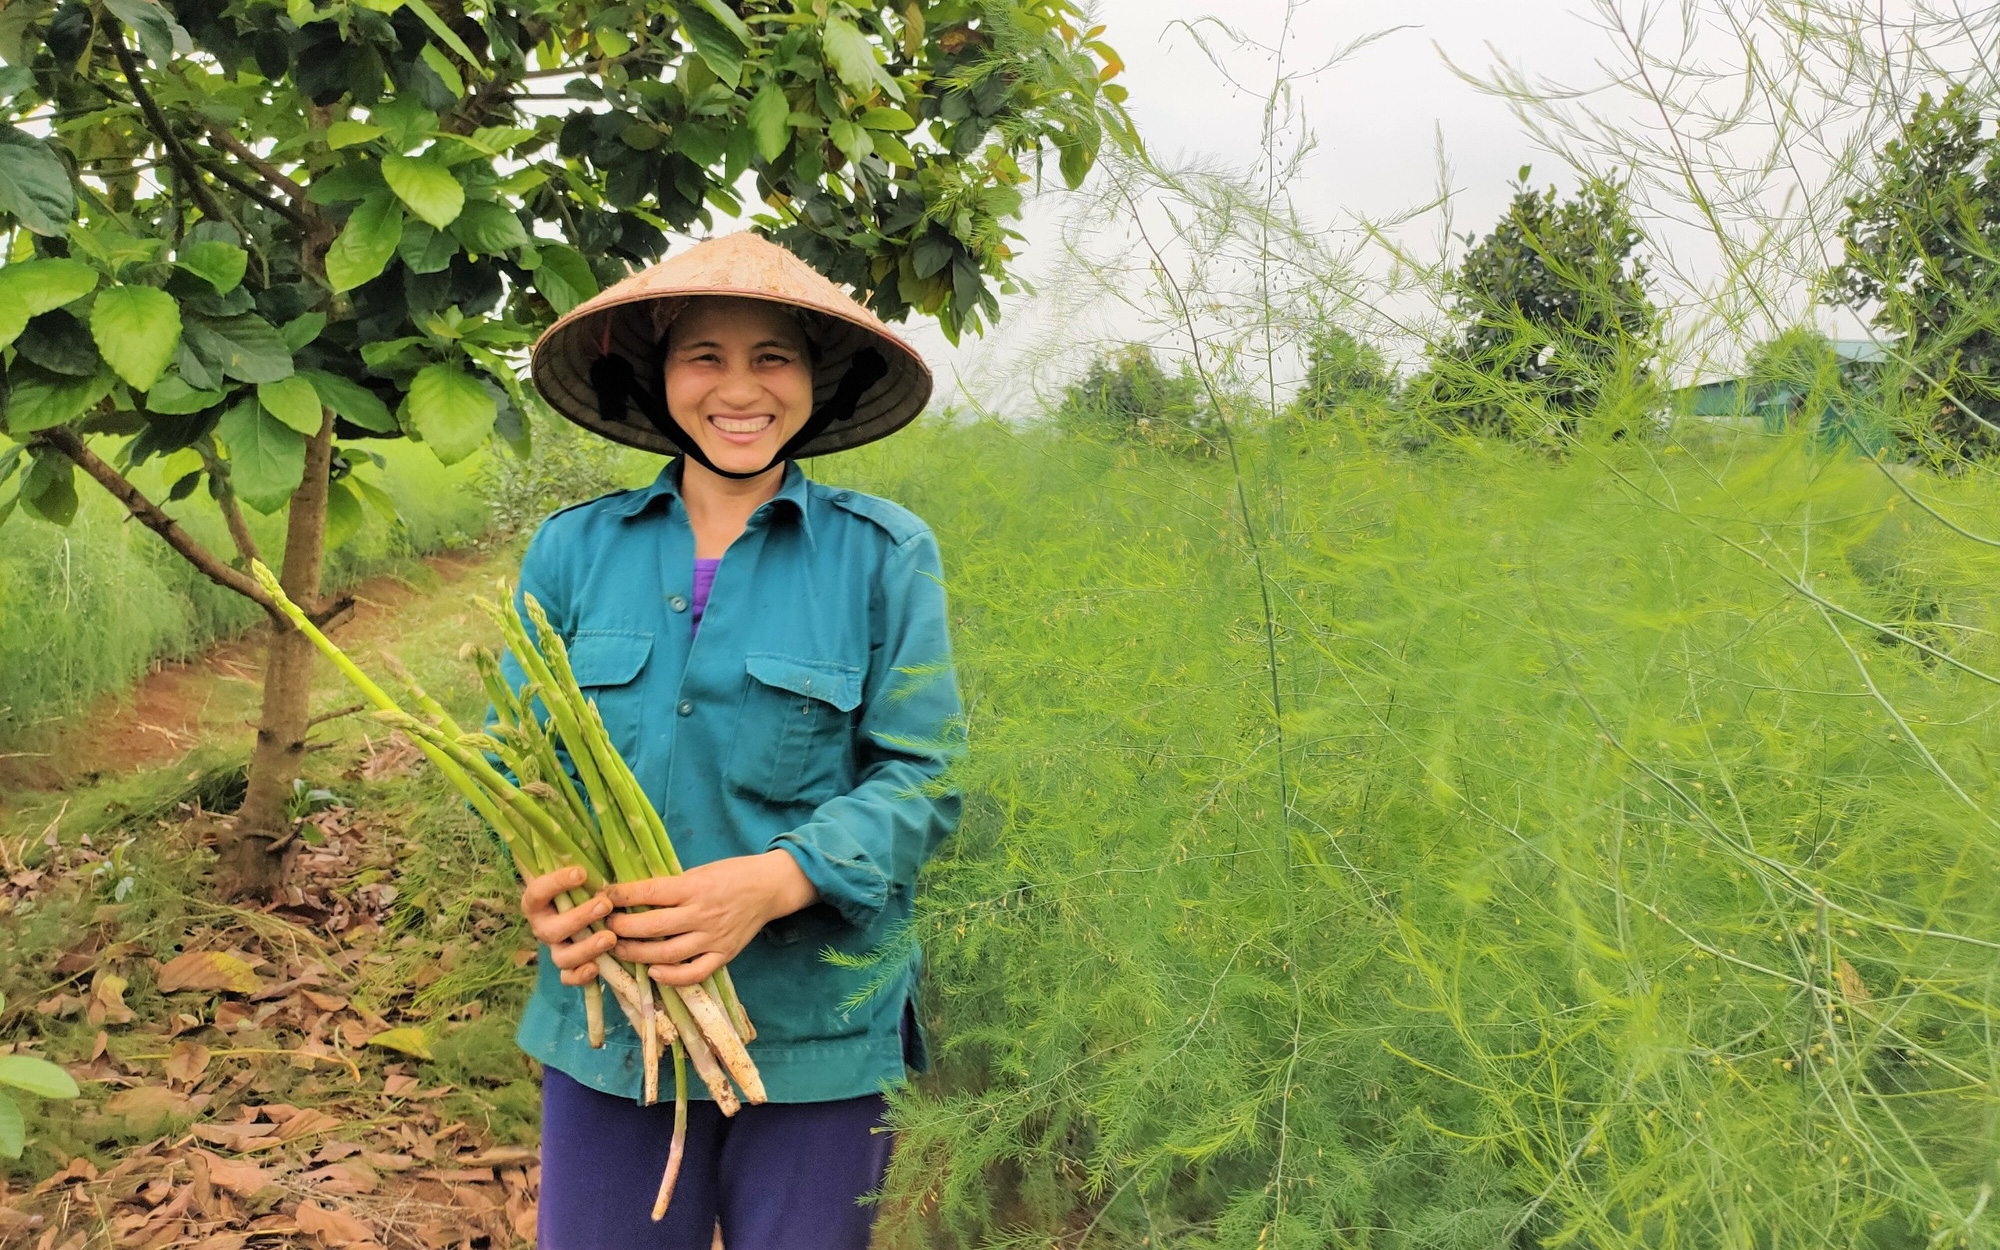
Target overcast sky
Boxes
[899,0,1974,406]
[904,0,1703,404]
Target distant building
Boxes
[1673,338,1897,453]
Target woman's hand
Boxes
[520,866,617,987]
[604,851,817,988]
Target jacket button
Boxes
[676,700,693,717]
[833,491,851,503]
[668,595,689,613]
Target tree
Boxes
[1416,172,1661,441]
[0,0,1131,898]
[1293,323,1394,419]
[1829,85,2000,459]
[1054,344,1218,454]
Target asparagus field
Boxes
[824,420,2000,1248]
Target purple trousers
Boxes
[537,1068,894,1249]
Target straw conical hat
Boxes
[528,232,932,458]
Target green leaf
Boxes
[0,258,99,319]
[532,244,598,315]
[396,222,458,274]
[19,453,77,525]
[465,126,539,155]
[0,1054,79,1100]
[325,191,404,293]
[406,363,494,463]
[17,309,100,375]
[300,369,395,432]
[89,284,182,390]
[678,2,746,85]
[4,364,112,434]
[828,118,873,163]
[369,96,438,155]
[419,43,464,97]
[0,129,76,237]
[177,240,249,293]
[257,375,324,434]
[870,131,915,168]
[396,0,478,66]
[103,0,190,64]
[216,397,307,512]
[326,120,384,149]
[859,107,915,131]
[749,83,791,163]
[449,201,528,256]
[143,374,226,415]
[324,477,363,549]
[382,152,464,230]
[690,0,752,45]
[306,162,385,205]
[366,1026,433,1060]
[0,1093,21,1159]
[823,17,902,102]
[280,311,327,351]
[182,314,294,383]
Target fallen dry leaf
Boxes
[295,1198,376,1245]
[302,1160,379,1195]
[278,1108,343,1142]
[86,971,133,1026]
[158,951,262,995]
[381,1074,418,1098]
[164,1040,212,1085]
[192,1150,277,1199]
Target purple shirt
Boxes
[690,557,721,637]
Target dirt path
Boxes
[0,546,518,806]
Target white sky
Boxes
[898,0,1985,407]
[904,0,1701,405]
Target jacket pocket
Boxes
[726,652,861,806]
[567,630,653,747]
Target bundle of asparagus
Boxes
[250,561,763,1219]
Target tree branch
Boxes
[106,29,230,224]
[39,427,280,618]
[186,144,310,228]
[199,447,262,566]
[202,126,308,202]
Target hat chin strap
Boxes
[590,348,890,481]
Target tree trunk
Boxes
[218,409,335,899]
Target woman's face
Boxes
[662,297,816,476]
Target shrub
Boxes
[1055,345,1223,455]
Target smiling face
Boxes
[661,297,817,478]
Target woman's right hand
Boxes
[521,866,618,987]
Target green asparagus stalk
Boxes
[253,560,765,1144]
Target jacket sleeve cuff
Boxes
[770,827,889,928]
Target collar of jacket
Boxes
[607,457,817,550]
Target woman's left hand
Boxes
[604,851,817,987]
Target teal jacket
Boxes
[497,459,962,1103]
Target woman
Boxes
[506,232,962,1248]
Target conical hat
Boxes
[528,232,932,458]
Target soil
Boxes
[0,550,506,805]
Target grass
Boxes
[820,416,2000,1249]
[0,442,494,746]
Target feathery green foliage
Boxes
[829,418,2000,1249]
